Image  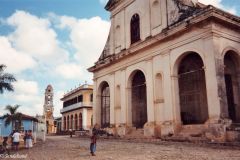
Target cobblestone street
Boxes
[5,136,240,160]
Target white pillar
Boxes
[204,36,221,119]
[146,58,155,122]
[93,80,97,125]
[110,74,115,126]
[120,69,127,124]
[82,108,88,130]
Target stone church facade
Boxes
[88,0,240,141]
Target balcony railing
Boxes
[60,102,93,113]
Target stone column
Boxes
[144,58,156,137]
[110,73,115,126]
[203,35,230,142]
[93,79,100,126]
[146,58,155,123]
[120,69,127,124]
[82,108,87,130]
[204,35,228,120]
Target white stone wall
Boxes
[108,0,168,55]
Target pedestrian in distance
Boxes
[90,128,97,156]
[25,130,33,149]
[69,129,73,138]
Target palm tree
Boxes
[3,105,22,131]
[0,64,16,94]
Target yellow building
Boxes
[61,84,93,131]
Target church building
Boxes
[88,0,240,141]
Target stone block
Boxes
[205,123,226,143]
[226,131,240,142]
[144,122,156,137]
[160,121,179,137]
[116,124,132,136]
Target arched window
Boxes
[101,83,110,128]
[155,73,163,101]
[131,14,140,44]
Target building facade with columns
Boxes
[61,84,93,131]
[88,0,240,141]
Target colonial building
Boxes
[61,84,93,131]
[88,0,240,141]
[43,85,55,134]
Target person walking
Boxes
[90,127,97,156]
[69,129,73,138]
[12,130,21,152]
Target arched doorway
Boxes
[79,113,82,130]
[70,115,73,129]
[64,116,66,131]
[67,115,69,130]
[178,53,208,125]
[131,70,147,128]
[224,51,240,122]
[75,114,78,130]
[101,82,110,128]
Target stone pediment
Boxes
[168,0,205,25]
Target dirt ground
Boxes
[2,135,240,160]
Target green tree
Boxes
[2,105,22,131]
[0,64,16,94]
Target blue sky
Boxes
[0,0,239,117]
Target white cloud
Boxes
[0,36,36,73]
[12,79,40,102]
[58,16,110,68]
[13,79,39,95]
[54,90,64,117]
[198,0,237,14]
[6,10,69,64]
[55,63,83,80]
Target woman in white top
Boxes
[12,130,21,151]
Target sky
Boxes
[0,0,239,117]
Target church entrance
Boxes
[178,53,208,125]
[131,70,147,128]
[224,52,240,122]
[101,82,110,128]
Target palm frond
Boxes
[5,105,20,115]
[0,64,16,94]
[4,116,13,127]
[0,64,6,72]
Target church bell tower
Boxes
[43,85,55,133]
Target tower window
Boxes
[131,14,140,44]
